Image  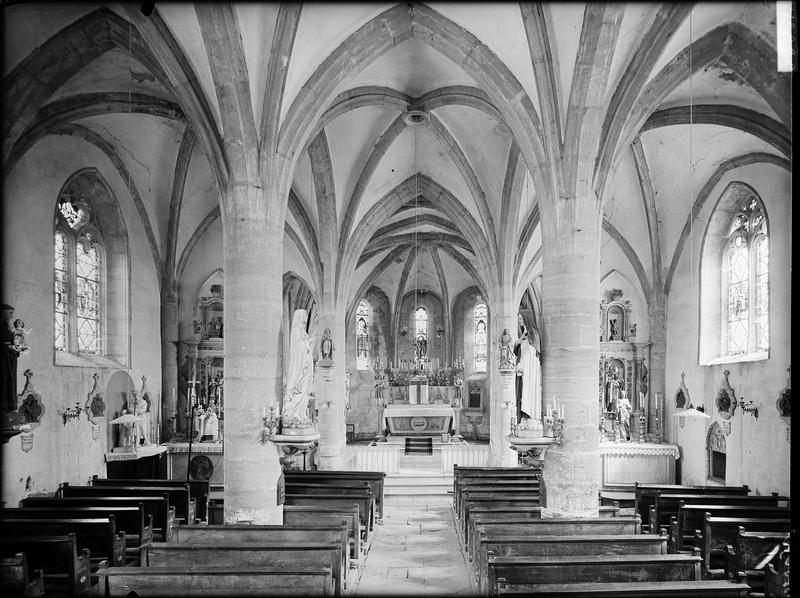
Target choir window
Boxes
[474,303,487,373]
[414,307,427,362]
[356,301,369,369]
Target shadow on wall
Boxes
[106,371,136,449]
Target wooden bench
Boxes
[283,492,374,541]
[455,478,540,516]
[696,515,790,577]
[487,553,703,596]
[474,534,667,594]
[669,503,790,552]
[172,524,349,578]
[0,534,91,596]
[0,517,125,571]
[283,505,361,560]
[634,484,750,531]
[470,516,642,564]
[454,468,540,508]
[496,580,751,596]
[1,552,45,598]
[762,540,789,598]
[284,471,386,521]
[143,541,344,597]
[97,564,334,596]
[724,527,788,592]
[649,493,787,536]
[2,506,152,563]
[463,504,619,548]
[60,483,195,528]
[21,495,175,542]
[91,476,210,523]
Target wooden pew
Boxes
[487,552,703,596]
[283,492,374,541]
[455,480,540,521]
[474,534,667,595]
[91,476,210,523]
[0,517,125,571]
[634,484,750,531]
[20,495,175,542]
[470,516,642,564]
[762,541,789,598]
[460,497,541,545]
[283,505,360,561]
[143,541,344,597]
[650,493,787,536]
[97,564,334,596]
[695,515,791,577]
[1,506,152,563]
[0,552,45,598]
[724,528,788,592]
[465,504,619,547]
[59,483,194,528]
[284,471,386,521]
[669,503,790,552]
[496,580,751,597]
[464,504,619,548]
[172,524,349,579]
[0,534,91,596]
[453,467,541,511]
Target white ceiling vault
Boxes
[3,2,790,315]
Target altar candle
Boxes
[560,405,565,420]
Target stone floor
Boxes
[352,495,475,596]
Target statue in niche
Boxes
[414,334,427,362]
[320,328,334,362]
[605,366,622,412]
[515,311,542,428]
[638,358,648,412]
[281,309,314,431]
[609,317,620,340]
[615,390,632,442]
[1,303,20,413]
[201,399,219,441]
[498,328,514,370]
[212,316,223,338]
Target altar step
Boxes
[384,470,453,504]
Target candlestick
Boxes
[559,405,564,420]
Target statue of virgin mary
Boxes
[281,309,315,431]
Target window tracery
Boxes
[356,301,369,369]
[474,303,487,373]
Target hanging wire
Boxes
[414,121,419,354]
[688,11,694,403]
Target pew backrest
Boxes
[90,477,209,522]
[0,533,91,595]
[635,484,750,529]
[698,516,791,572]
[284,471,385,520]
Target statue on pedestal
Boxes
[201,400,219,441]
[129,389,150,446]
[281,309,314,433]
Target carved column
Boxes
[222,183,283,524]
[160,293,179,441]
[489,304,518,467]
[316,309,346,470]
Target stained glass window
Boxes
[723,193,768,356]
[76,236,100,354]
[356,301,369,369]
[54,231,68,351]
[414,307,427,362]
[474,303,487,373]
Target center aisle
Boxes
[353,496,475,596]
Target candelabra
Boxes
[260,406,279,444]
[552,416,565,446]
[509,417,517,436]
[738,398,759,419]
[638,411,647,443]
[62,402,83,424]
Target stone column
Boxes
[540,226,601,517]
[222,184,283,524]
[488,307,518,467]
[160,293,179,441]
[316,311,346,470]
[648,287,666,440]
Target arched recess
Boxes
[451,286,489,381]
[706,421,726,483]
[394,290,445,368]
[600,269,649,341]
[56,168,130,366]
[190,268,224,319]
[698,181,769,364]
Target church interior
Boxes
[0,2,792,596]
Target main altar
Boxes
[383,404,456,435]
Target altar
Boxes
[383,404,455,436]
[599,441,679,487]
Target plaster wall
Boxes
[664,163,791,497]
[2,136,162,506]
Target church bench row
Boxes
[283,505,361,561]
[634,484,750,531]
[284,492,375,541]
[695,516,791,578]
[668,504,790,553]
[649,493,788,538]
[487,552,704,596]
[97,564,335,597]
[283,471,386,521]
[0,517,125,573]
[462,504,620,549]
[142,541,345,597]
[468,516,642,566]
[21,495,175,543]
[0,534,91,596]
[59,483,195,528]
[496,580,751,597]
[474,534,667,595]
[91,477,210,524]
[453,467,541,512]
[724,528,788,594]
[171,524,350,578]
[0,552,45,598]
[455,480,540,521]
[2,506,153,563]
[763,540,790,598]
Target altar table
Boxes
[384,404,456,436]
